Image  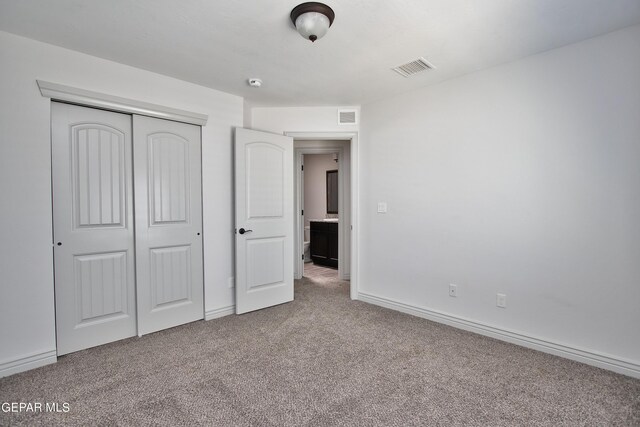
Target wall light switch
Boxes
[228,277,235,289]
[377,202,388,213]
[497,293,507,308]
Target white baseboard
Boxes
[357,291,640,379]
[205,305,235,321]
[0,349,57,378]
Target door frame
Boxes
[286,132,359,300]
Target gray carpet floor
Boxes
[1,265,639,426]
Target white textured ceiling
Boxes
[1,0,640,107]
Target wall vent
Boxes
[392,57,435,77]
[338,108,357,125]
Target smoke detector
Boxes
[248,78,262,88]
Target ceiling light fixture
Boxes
[290,2,335,43]
[248,78,262,87]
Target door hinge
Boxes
[301,210,304,215]
[301,165,304,171]
[302,254,304,260]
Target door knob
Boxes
[238,228,252,235]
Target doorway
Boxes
[293,139,353,291]
[301,153,339,280]
[233,129,358,313]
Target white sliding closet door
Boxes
[133,116,204,335]
[53,103,205,354]
[52,102,137,355]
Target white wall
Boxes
[243,100,252,128]
[251,106,359,135]
[304,154,338,227]
[0,31,242,376]
[359,25,640,372]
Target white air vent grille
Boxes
[338,108,357,125]
[392,57,435,77]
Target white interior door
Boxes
[52,102,137,355]
[235,128,294,314]
[133,115,204,335]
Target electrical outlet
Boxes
[449,284,458,297]
[228,277,235,289]
[377,202,387,213]
[496,293,507,308]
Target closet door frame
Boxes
[42,82,209,353]
[38,81,208,127]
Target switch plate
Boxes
[496,293,507,308]
[449,284,458,297]
[377,202,388,213]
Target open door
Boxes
[235,128,294,314]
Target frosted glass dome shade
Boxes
[295,12,330,42]
[290,2,335,43]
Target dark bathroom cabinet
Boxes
[310,221,338,268]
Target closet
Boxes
[52,102,203,355]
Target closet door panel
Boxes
[133,116,204,335]
[52,102,136,355]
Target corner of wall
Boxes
[242,100,252,129]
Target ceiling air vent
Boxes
[392,57,435,77]
[338,108,357,125]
